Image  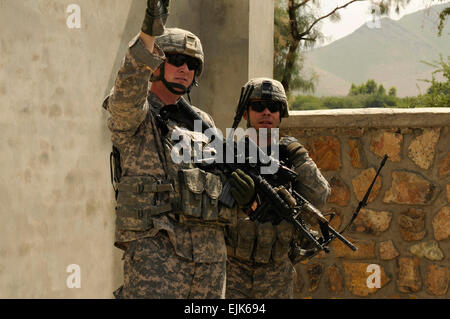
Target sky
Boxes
[317,0,450,46]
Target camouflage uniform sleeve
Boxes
[287,140,331,209]
[106,34,165,134]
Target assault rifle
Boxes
[157,97,389,259]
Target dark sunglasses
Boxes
[166,53,200,71]
[250,101,282,113]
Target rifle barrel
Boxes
[328,227,357,251]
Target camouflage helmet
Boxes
[244,77,289,118]
[155,28,204,77]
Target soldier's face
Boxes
[243,100,281,130]
[163,56,195,88]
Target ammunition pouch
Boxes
[272,220,294,263]
[235,218,256,261]
[115,176,174,231]
[228,215,295,264]
[178,167,232,225]
[253,222,276,263]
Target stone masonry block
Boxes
[384,171,436,205]
[408,128,440,170]
[352,208,392,234]
[432,206,450,241]
[379,240,399,260]
[397,257,422,293]
[343,262,390,297]
[425,264,449,296]
[328,176,350,207]
[352,168,382,203]
[348,138,366,169]
[370,132,402,162]
[399,208,426,241]
[309,136,341,171]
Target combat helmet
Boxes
[152,28,204,95]
[244,78,289,118]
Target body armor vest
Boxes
[112,105,232,233]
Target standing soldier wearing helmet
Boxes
[103,0,240,298]
[225,78,331,298]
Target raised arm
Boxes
[106,0,170,134]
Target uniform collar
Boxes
[147,92,183,116]
[147,92,166,115]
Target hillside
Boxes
[303,4,449,97]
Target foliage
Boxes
[349,79,396,97]
[274,1,319,95]
[414,54,450,107]
[345,79,398,107]
[388,87,397,97]
[289,64,450,110]
[289,94,400,111]
[438,5,450,36]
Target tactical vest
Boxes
[225,136,301,264]
[113,109,232,233]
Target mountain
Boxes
[303,4,450,97]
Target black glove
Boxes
[141,0,170,36]
[230,169,255,208]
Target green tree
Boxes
[388,87,397,97]
[346,79,398,108]
[274,4,317,95]
[274,1,322,95]
[365,79,377,94]
[348,79,394,97]
[349,83,359,95]
[377,84,386,96]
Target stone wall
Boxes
[281,108,450,299]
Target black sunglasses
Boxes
[250,101,282,113]
[166,53,200,71]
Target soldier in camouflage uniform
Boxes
[225,78,331,299]
[102,0,246,299]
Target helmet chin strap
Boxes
[158,61,197,98]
